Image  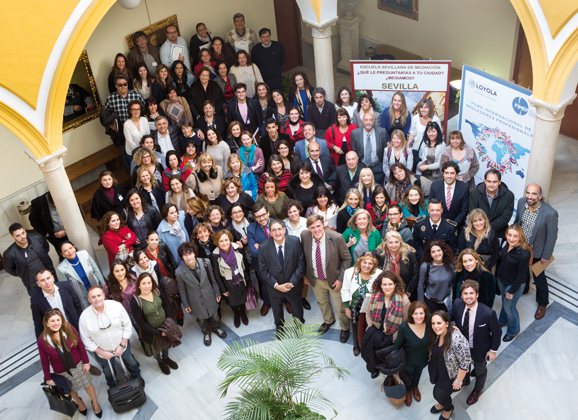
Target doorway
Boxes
[274,0,303,71]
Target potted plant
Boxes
[217,319,350,419]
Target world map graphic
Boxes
[465,120,531,177]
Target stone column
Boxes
[527,93,576,198]
[337,2,361,75]
[35,147,99,265]
[307,20,338,103]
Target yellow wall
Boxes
[356,0,519,80]
[0,0,277,199]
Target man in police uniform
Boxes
[412,198,458,260]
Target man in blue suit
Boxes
[247,203,273,316]
[305,141,338,194]
[294,122,330,161]
[429,161,470,229]
[450,280,501,406]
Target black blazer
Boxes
[91,186,127,221]
[30,282,83,339]
[258,235,305,297]
[305,155,338,191]
[260,132,291,166]
[306,100,336,134]
[194,114,227,139]
[151,123,182,156]
[450,298,501,363]
[429,180,470,228]
[227,98,261,134]
[335,162,367,204]
[130,289,171,345]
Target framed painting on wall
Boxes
[126,15,180,49]
[378,0,418,21]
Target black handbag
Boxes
[42,385,78,417]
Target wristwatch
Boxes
[120,344,127,350]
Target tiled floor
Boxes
[0,67,577,418]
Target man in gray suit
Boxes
[514,183,558,320]
[351,113,388,185]
[258,219,305,333]
[301,215,351,342]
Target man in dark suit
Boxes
[335,151,367,204]
[31,269,102,375]
[151,115,181,156]
[350,113,388,185]
[412,199,458,260]
[247,203,273,316]
[29,192,70,252]
[258,219,305,332]
[514,183,558,319]
[260,118,291,165]
[306,87,336,139]
[429,161,470,229]
[226,83,261,134]
[305,141,338,194]
[301,215,352,342]
[450,280,501,405]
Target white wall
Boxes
[0,0,277,200]
[355,0,518,80]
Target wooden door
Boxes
[274,0,303,71]
[513,25,533,90]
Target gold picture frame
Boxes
[63,50,102,133]
[126,14,180,50]
[378,0,418,21]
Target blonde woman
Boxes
[357,167,376,208]
[225,153,258,200]
[336,188,363,234]
[383,129,413,180]
[343,209,382,265]
[453,248,496,308]
[341,252,383,356]
[458,209,499,271]
[185,153,224,203]
[408,97,441,151]
[136,166,165,211]
[374,230,420,301]
[381,91,412,143]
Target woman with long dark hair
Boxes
[416,121,445,182]
[203,127,231,172]
[288,72,314,120]
[160,85,193,127]
[98,211,137,265]
[334,86,356,117]
[453,248,496,308]
[385,162,432,204]
[325,107,357,167]
[351,93,381,127]
[417,240,455,314]
[366,185,394,232]
[210,37,235,69]
[281,106,305,145]
[276,139,300,173]
[271,89,290,127]
[162,150,192,191]
[133,64,153,100]
[151,64,172,103]
[146,230,178,279]
[108,53,132,93]
[171,60,195,101]
[286,161,325,215]
[305,185,339,229]
[103,259,137,328]
[122,189,162,247]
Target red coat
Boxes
[38,327,89,382]
[281,120,305,145]
[99,226,138,264]
[162,163,192,192]
[324,123,358,167]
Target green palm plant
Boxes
[217,318,351,420]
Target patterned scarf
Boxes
[219,246,242,286]
[347,205,359,216]
[368,292,404,335]
[169,220,186,243]
[183,152,197,172]
[132,261,158,282]
[373,204,388,229]
[386,250,401,275]
[394,179,410,203]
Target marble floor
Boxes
[1,70,578,417]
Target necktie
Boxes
[278,245,284,271]
[315,240,325,281]
[432,224,437,235]
[314,161,323,177]
[462,308,470,344]
[264,226,269,238]
[447,186,452,210]
[364,133,372,166]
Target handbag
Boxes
[245,281,258,310]
[382,373,406,405]
[42,385,78,417]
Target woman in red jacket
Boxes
[162,150,192,192]
[281,106,305,145]
[38,308,102,417]
[98,211,138,264]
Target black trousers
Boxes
[433,379,454,411]
[197,310,221,334]
[529,257,549,306]
[465,351,489,392]
[424,296,448,315]
[267,285,304,329]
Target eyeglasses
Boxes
[167,30,178,35]
[232,210,244,215]
[96,313,111,330]
[117,83,128,87]
[255,213,268,220]
[360,251,374,258]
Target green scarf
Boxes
[240,144,256,167]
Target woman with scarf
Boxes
[160,86,193,128]
[336,189,363,234]
[162,150,192,192]
[123,189,163,248]
[225,154,258,201]
[225,203,252,263]
[366,185,394,232]
[211,230,251,328]
[401,185,429,219]
[226,121,243,154]
[131,249,162,286]
[281,106,306,145]
[341,252,382,356]
[58,241,105,309]
[145,230,178,279]
[166,175,194,219]
[181,138,199,172]
[185,153,224,204]
[288,72,314,120]
[237,131,265,177]
[215,61,236,104]
[190,23,213,68]
[343,209,382,266]
[191,223,215,259]
[157,203,189,266]
[375,231,420,301]
[38,309,102,417]
[205,205,227,233]
[458,208,499,272]
[210,38,235,69]
[362,270,411,379]
[453,248,497,308]
[385,162,432,204]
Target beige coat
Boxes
[185,166,223,201]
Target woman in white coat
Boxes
[227,50,263,98]
[57,241,105,309]
[341,252,383,356]
[123,99,151,155]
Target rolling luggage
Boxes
[107,356,146,413]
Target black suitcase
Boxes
[107,357,146,413]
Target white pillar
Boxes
[308,20,338,103]
[35,147,99,264]
[337,15,361,74]
[527,94,576,198]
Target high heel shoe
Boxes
[78,398,87,416]
[439,405,454,420]
[92,401,103,418]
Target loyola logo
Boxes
[512,97,529,115]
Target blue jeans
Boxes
[94,340,141,388]
[498,279,524,336]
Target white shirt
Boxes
[79,300,133,352]
[159,37,191,71]
[430,218,440,231]
[444,181,456,206]
[43,285,67,321]
[311,233,327,280]
[284,217,308,239]
[461,303,478,349]
[157,132,175,155]
[124,117,151,155]
[363,128,378,165]
[310,158,324,177]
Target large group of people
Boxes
[0,12,561,419]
